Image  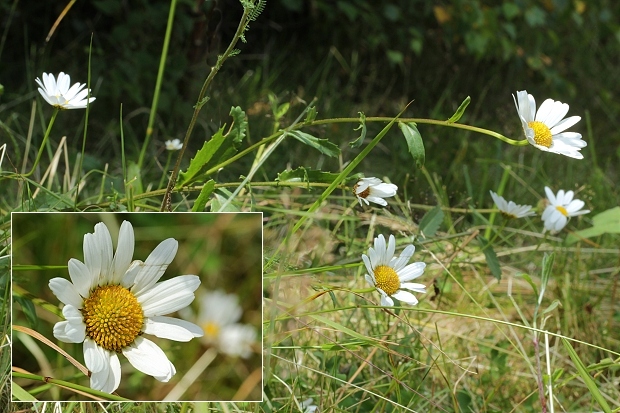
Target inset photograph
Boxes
[12,213,262,401]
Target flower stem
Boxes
[25,108,59,177]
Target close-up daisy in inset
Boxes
[541,186,590,233]
[353,177,398,206]
[49,221,203,394]
[362,234,426,306]
[165,139,183,151]
[490,190,536,219]
[197,290,257,358]
[513,90,586,159]
[35,72,96,110]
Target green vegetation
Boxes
[1,0,619,411]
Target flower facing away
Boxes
[353,177,398,206]
[35,72,96,109]
[513,90,586,159]
[165,139,183,151]
[197,290,256,358]
[490,191,536,219]
[541,186,590,233]
[49,221,203,394]
[362,234,427,306]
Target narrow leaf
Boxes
[304,106,317,124]
[349,112,367,148]
[478,235,502,281]
[289,130,340,157]
[542,299,561,315]
[517,272,539,299]
[191,180,215,212]
[419,205,444,237]
[398,122,425,168]
[565,206,620,245]
[447,96,471,123]
[561,338,612,413]
[539,252,555,304]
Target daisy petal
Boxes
[123,337,176,382]
[138,275,200,317]
[131,238,178,295]
[143,316,204,341]
[49,277,83,308]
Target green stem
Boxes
[160,5,253,211]
[25,108,59,177]
[158,151,173,190]
[12,372,131,401]
[138,0,178,170]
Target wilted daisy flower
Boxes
[35,72,96,109]
[353,177,398,206]
[49,221,203,394]
[541,186,590,232]
[513,90,586,159]
[165,139,182,151]
[197,290,256,358]
[490,191,536,219]
[362,234,426,306]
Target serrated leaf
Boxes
[565,206,620,245]
[192,180,215,212]
[349,112,367,148]
[419,205,444,237]
[447,96,471,123]
[398,122,425,168]
[289,130,340,157]
[276,167,342,184]
[177,107,247,188]
[478,235,502,281]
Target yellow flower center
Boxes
[555,205,568,216]
[203,321,220,339]
[373,265,400,296]
[528,121,553,147]
[500,211,518,220]
[82,285,144,352]
[353,184,369,199]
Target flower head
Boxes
[490,191,536,219]
[197,290,256,358]
[165,139,183,151]
[35,72,96,110]
[541,186,590,233]
[49,221,203,394]
[513,90,586,159]
[353,177,398,206]
[362,234,426,306]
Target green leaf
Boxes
[349,112,367,148]
[210,189,240,212]
[478,236,502,281]
[517,272,539,299]
[274,102,290,121]
[542,299,561,315]
[14,296,38,330]
[126,161,143,195]
[539,252,554,304]
[11,382,38,402]
[565,206,620,245]
[562,338,612,413]
[419,205,444,237]
[398,122,425,168]
[276,166,344,184]
[191,180,215,212]
[447,96,471,123]
[289,130,340,157]
[177,107,247,188]
[304,106,317,124]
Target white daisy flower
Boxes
[165,139,183,151]
[49,221,203,394]
[490,191,536,219]
[197,290,256,358]
[541,186,590,233]
[35,72,96,110]
[301,398,319,413]
[513,90,586,159]
[353,177,398,206]
[362,234,426,306]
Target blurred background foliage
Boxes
[1,0,619,210]
[12,213,262,400]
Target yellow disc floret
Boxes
[353,184,370,200]
[555,205,568,216]
[528,121,553,147]
[82,285,144,352]
[373,265,400,296]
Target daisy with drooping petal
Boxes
[541,186,590,233]
[362,234,427,306]
[165,139,183,151]
[49,221,203,394]
[490,191,536,219]
[513,90,586,159]
[36,72,96,109]
[197,290,256,358]
[353,177,398,206]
